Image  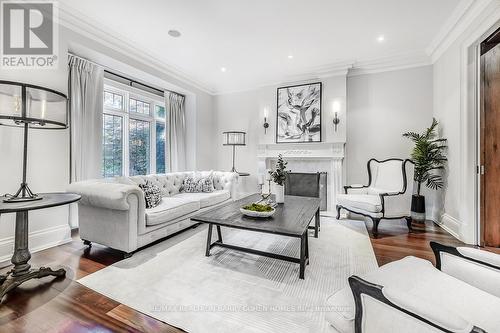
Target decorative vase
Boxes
[275,184,285,203]
[410,194,426,223]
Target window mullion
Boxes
[151,120,156,174]
[124,90,130,177]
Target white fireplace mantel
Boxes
[257,142,345,211]
[257,142,344,160]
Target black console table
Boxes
[0,192,81,301]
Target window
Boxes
[104,91,123,109]
[129,118,150,176]
[130,97,151,115]
[156,122,166,173]
[102,114,123,177]
[102,80,167,177]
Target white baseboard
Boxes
[0,224,72,266]
[438,213,461,241]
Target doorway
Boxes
[480,27,500,247]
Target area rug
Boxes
[78,217,378,333]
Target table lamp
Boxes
[222,131,248,176]
[0,81,68,203]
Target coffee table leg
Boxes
[299,233,306,279]
[314,209,320,238]
[205,224,213,257]
[216,226,223,243]
[305,231,309,265]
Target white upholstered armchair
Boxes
[325,242,500,332]
[336,158,414,237]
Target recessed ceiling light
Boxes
[220,67,227,72]
[288,55,294,59]
[377,35,385,42]
[168,30,181,38]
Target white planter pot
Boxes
[275,184,285,203]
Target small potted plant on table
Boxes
[403,118,447,223]
[269,154,288,203]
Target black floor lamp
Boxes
[0,81,68,203]
[222,131,249,176]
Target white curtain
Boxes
[167,91,186,172]
[68,55,104,182]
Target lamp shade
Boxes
[0,81,68,129]
[222,131,246,146]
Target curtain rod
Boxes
[67,52,186,98]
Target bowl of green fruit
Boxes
[240,203,275,218]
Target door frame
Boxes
[478,27,500,246]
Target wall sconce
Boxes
[332,100,341,132]
[263,107,269,134]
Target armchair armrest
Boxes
[430,242,500,298]
[344,184,369,194]
[67,180,144,211]
[378,191,412,218]
[348,276,485,333]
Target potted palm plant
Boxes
[269,154,288,203]
[403,118,447,222]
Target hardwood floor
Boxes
[0,219,493,332]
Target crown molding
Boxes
[213,62,353,95]
[58,3,216,95]
[426,0,497,63]
[347,51,431,76]
[213,51,431,95]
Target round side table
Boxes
[0,192,81,301]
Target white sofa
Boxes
[67,171,238,256]
[325,242,500,332]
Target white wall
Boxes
[0,24,215,262]
[432,2,500,244]
[214,76,347,195]
[346,66,439,219]
[346,66,434,185]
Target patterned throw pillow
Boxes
[182,175,215,193]
[138,181,162,209]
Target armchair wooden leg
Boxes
[336,205,342,220]
[405,217,413,232]
[371,218,381,238]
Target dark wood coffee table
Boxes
[191,194,321,279]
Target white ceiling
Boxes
[61,0,462,94]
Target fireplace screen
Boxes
[285,172,327,211]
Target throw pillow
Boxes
[199,176,215,192]
[182,177,199,193]
[138,181,162,209]
[182,174,215,193]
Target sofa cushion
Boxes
[325,256,500,333]
[174,190,230,208]
[337,194,382,213]
[145,197,200,226]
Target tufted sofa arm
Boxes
[67,180,145,211]
[212,171,238,198]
